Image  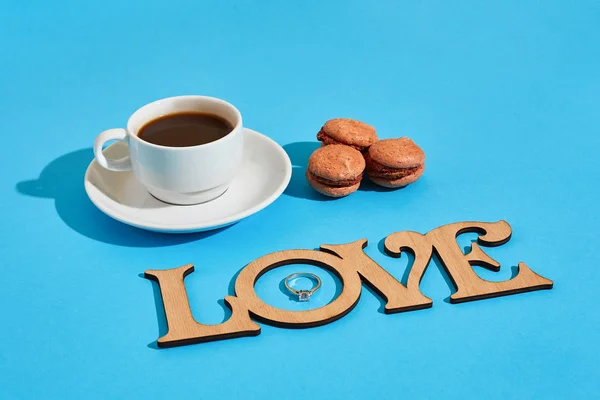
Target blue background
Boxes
[1,0,599,398]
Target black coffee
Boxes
[138,112,233,147]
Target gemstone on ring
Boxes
[298,290,310,302]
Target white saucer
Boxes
[84,128,291,233]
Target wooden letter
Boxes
[144,264,260,348]
[234,244,364,328]
[324,239,432,313]
[381,230,435,311]
[425,221,553,303]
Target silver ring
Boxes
[284,272,322,302]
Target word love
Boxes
[145,221,553,348]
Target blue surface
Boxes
[1,1,599,398]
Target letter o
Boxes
[234,249,362,328]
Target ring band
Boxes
[284,272,322,301]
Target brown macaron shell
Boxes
[308,144,365,181]
[365,138,425,188]
[367,138,425,169]
[306,144,365,197]
[317,118,378,151]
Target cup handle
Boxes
[93,128,132,171]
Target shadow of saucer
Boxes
[16,148,228,247]
[282,141,336,201]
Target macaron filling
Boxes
[307,170,362,187]
[365,153,422,179]
[317,130,367,152]
[367,162,421,179]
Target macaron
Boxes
[317,118,378,152]
[306,144,365,197]
[365,138,425,188]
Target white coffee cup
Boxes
[93,95,244,205]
